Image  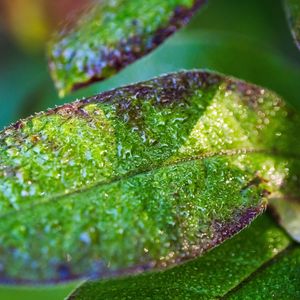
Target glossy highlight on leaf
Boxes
[285,0,300,50]
[0,71,299,284]
[48,0,206,97]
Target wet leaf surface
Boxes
[0,71,299,283]
[285,0,300,50]
[48,0,206,97]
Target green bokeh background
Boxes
[0,0,299,299]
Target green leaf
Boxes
[285,0,300,50]
[48,0,206,97]
[225,245,300,299]
[67,214,292,299]
[0,71,299,283]
[0,282,79,300]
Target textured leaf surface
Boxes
[0,71,299,283]
[67,214,292,299]
[48,0,205,96]
[285,0,300,50]
[226,245,300,299]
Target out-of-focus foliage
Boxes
[285,0,300,50]
[0,0,91,52]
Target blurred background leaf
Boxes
[285,0,300,50]
[0,0,91,51]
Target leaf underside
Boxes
[0,71,299,284]
[48,0,206,97]
[285,0,300,50]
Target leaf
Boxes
[225,245,300,299]
[67,214,292,299]
[0,282,79,300]
[0,71,299,284]
[47,0,206,97]
[285,0,300,50]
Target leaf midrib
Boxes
[1,147,299,220]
